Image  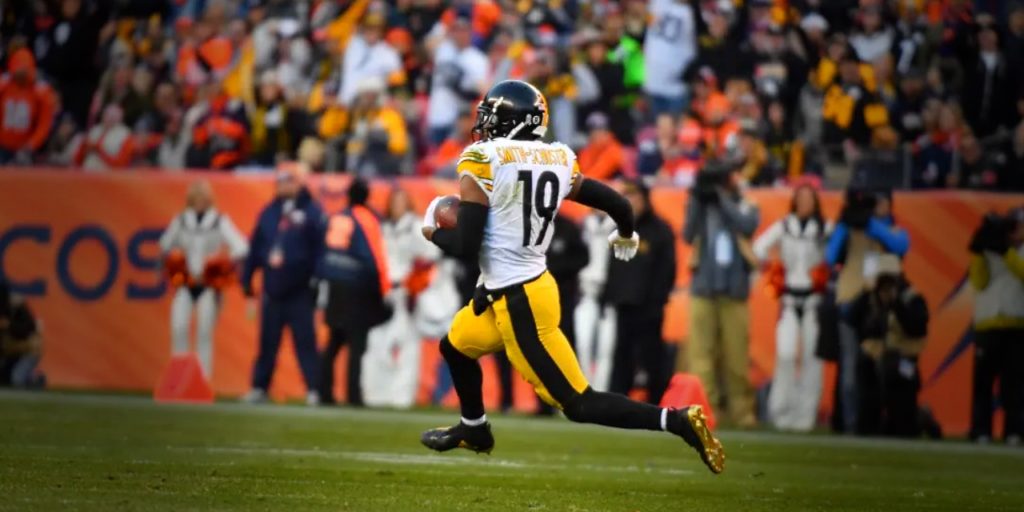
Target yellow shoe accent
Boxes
[687,405,726,474]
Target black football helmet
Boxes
[472,80,549,141]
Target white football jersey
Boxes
[457,139,581,289]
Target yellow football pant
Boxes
[448,271,590,408]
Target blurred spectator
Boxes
[159,180,248,379]
[425,15,488,146]
[968,208,1024,444]
[605,180,676,405]
[641,114,700,186]
[685,4,753,87]
[421,107,474,177]
[683,160,760,427]
[911,101,963,189]
[344,77,409,176]
[960,16,1019,139]
[849,6,894,64]
[572,27,631,144]
[603,7,643,115]
[851,126,905,189]
[822,53,890,158]
[847,254,930,437]
[1008,4,1024,71]
[43,114,80,166]
[1008,122,1024,191]
[319,178,390,407]
[891,69,928,142]
[91,62,150,128]
[74,104,134,170]
[37,0,107,127]
[762,99,800,183]
[577,113,626,181]
[0,279,44,389]
[749,24,807,112]
[956,132,1004,190]
[643,0,697,117]
[248,70,294,167]
[339,12,402,106]
[736,121,771,185]
[891,2,929,75]
[527,48,579,147]
[186,84,250,170]
[0,48,57,164]
[241,163,324,405]
[754,184,831,432]
[825,189,910,433]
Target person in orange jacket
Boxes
[187,86,250,170]
[0,48,58,164]
[577,112,627,181]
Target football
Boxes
[434,195,460,229]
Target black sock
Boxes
[564,389,667,432]
[439,336,485,421]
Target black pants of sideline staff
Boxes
[609,305,670,405]
[970,328,1024,441]
[319,282,389,406]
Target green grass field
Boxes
[1,391,1021,511]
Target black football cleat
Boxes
[675,406,725,474]
[420,422,495,454]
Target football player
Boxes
[419,80,725,474]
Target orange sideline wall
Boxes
[0,169,1020,436]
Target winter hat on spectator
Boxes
[586,112,610,132]
[799,13,829,34]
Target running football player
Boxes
[419,80,725,474]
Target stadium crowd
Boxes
[0,0,1023,190]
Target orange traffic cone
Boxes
[154,354,214,404]
[659,373,717,430]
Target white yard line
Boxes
[166,445,696,476]
[4,390,1023,459]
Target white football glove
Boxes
[608,231,640,261]
[422,196,443,229]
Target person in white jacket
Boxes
[159,180,248,379]
[363,188,459,408]
[753,184,831,431]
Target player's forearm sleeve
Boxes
[573,179,634,237]
[431,201,489,259]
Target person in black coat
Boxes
[546,213,590,348]
[604,180,677,404]
[240,164,326,404]
[683,8,754,87]
[574,31,633,145]
[961,20,1020,139]
[37,0,108,128]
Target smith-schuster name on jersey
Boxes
[457,139,581,289]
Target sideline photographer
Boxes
[968,208,1024,444]
[825,188,910,433]
[846,255,931,437]
[683,157,760,427]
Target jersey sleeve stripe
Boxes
[456,160,493,181]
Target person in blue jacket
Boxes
[240,163,326,405]
[824,188,910,433]
[318,178,392,406]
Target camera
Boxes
[840,188,877,230]
[969,212,1015,254]
[692,159,736,202]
